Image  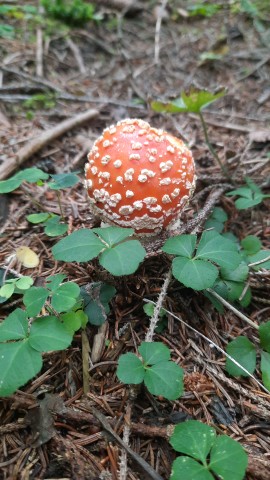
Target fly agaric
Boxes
[85,118,195,235]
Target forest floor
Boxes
[0,1,270,479]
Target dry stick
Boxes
[66,37,86,74]
[36,27,43,77]
[154,0,168,64]
[207,289,259,330]
[0,108,99,180]
[145,300,270,395]
[145,269,172,342]
[91,407,164,480]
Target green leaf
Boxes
[60,310,87,333]
[117,353,145,384]
[181,88,226,113]
[162,235,197,257]
[29,316,73,351]
[261,351,270,391]
[170,420,216,463]
[52,229,104,262]
[226,337,256,377]
[44,216,68,237]
[139,342,171,365]
[15,276,34,290]
[152,88,225,115]
[27,212,51,224]
[23,287,49,317]
[209,207,228,223]
[0,308,28,341]
[259,322,270,353]
[171,456,213,480]
[172,256,218,290]
[144,361,184,400]
[48,172,80,190]
[220,263,249,282]
[0,168,49,193]
[241,235,261,255]
[0,283,15,299]
[204,218,224,233]
[196,230,241,270]
[248,250,270,270]
[46,274,66,291]
[93,227,134,247]
[81,283,116,326]
[51,282,80,313]
[209,435,248,480]
[99,240,146,276]
[235,196,263,209]
[0,340,42,396]
[225,281,248,303]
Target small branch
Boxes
[0,108,99,180]
[207,289,259,330]
[36,27,43,77]
[66,37,86,74]
[154,0,168,64]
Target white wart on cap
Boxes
[85,118,196,235]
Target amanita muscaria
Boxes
[85,118,196,235]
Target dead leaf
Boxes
[26,393,64,447]
[16,246,39,268]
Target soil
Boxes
[0,2,270,479]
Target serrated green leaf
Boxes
[139,342,170,365]
[226,337,256,377]
[52,229,104,262]
[93,227,134,247]
[172,256,218,290]
[241,235,261,255]
[162,235,197,257]
[144,361,183,400]
[261,351,270,391]
[27,213,51,224]
[209,435,248,480]
[99,240,145,276]
[117,353,145,384]
[181,88,226,113]
[48,172,80,190]
[0,308,28,341]
[0,340,42,396]
[259,321,270,353]
[170,420,216,463]
[29,316,73,351]
[171,456,213,480]
[196,230,241,270]
[23,287,49,316]
[248,250,270,270]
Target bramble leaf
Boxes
[117,353,145,384]
[226,337,256,377]
[52,229,104,262]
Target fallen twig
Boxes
[0,108,99,180]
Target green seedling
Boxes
[0,276,33,300]
[27,213,68,237]
[117,342,183,401]
[80,282,116,326]
[204,206,228,233]
[162,230,242,290]
[52,226,146,276]
[227,177,270,209]
[187,2,221,17]
[41,0,99,26]
[226,321,270,391]
[151,87,227,175]
[170,420,248,480]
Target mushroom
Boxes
[85,118,196,235]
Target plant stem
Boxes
[56,191,64,219]
[198,111,229,178]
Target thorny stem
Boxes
[198,111,230,179]
[145,269,172,342]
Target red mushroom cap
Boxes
[85,118,196,235]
